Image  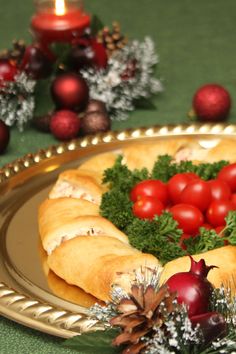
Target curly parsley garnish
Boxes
[100,154,234,264]
[151,154,228,182]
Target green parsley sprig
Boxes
[151,154,228,182]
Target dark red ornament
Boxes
[121,59,137,80]
[192,84,231,122]
[69,38,107,70]
[20,45,52,80]
[50,110,80,141]
[85,99,107,114]
[90,38,108,69]
[33,113,52,133]
[51,73,89,112]
[0,59,18,83]
[80,111,111,135]
[0,120,10,154]
[69,44,93,70]
[190,312,227,344]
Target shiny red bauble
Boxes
[51,73,89,112]
[69,38,107,70]
[0,60,18,82]
[50,110,80,141]
[20,45,52,80]
[193,84,231,122]
[90,39,108,69]
[0,120,10,153]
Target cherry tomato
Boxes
[179,179,211,212]
[167,172,199,204]
[169,203,204,234]
[206,200,236,227]
[218,163,236,192]
[130,179,168,205]
[132,196,164,220]
[208,179,231,201]
[230,193,236,207]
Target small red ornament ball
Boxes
[193,84,231,122]
[0,120,10,154]
[0,60,18,83]
[50,110,80,141]
[51,73,89,112]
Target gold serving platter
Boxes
[1,123,236,338]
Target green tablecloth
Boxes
[0,0,236,352]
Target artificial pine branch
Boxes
[81,37,163,121]
[0,72,36,131]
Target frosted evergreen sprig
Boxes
[0,72,36,131]
[145,307,202,354]
[81,37,163,121]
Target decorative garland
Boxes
[0,16,163,133]
[63,265,236,354]
[81,37,162,121]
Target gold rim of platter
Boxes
[1,122,236,338]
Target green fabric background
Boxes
[0,0,236,352]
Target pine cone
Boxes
[110,284,176,354]
[97,21,128,57]
[0,39,26,65]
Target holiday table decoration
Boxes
[50,109,80,140]
[51,72,89,111]
[0,60,18,83]
[33,112,52,132]
[80,110,111,135]
[81,37,162,120]
[0,72,36,131]
[191,84,231,122]
[0,120,10,153]
[31,0,90,46]
[20,44,53,79]
[64,266,236,354]
[0,0,162,134]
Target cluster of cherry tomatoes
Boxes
[130,162,236,238]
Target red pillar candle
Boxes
[31,0,90,44]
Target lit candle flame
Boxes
[55,0,66,16]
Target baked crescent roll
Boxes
[160,245,236,293]
[47,236,161,301]
[39,197,100,254]
[47,270,100,307]
[78,152,118,174]
[122,139,195,170]
[39,198,129,254]
[203,139,236,163]
[49,169,107,204]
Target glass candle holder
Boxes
[31,0,90,44]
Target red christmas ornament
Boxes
[20,45,52,80]
[192,84,231,122]
[90,38,108,69]
[69,38,107,70]
[50,110,80,141]
[51,73,89,112]
[0,59,18,83]
[0,120,10,153]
